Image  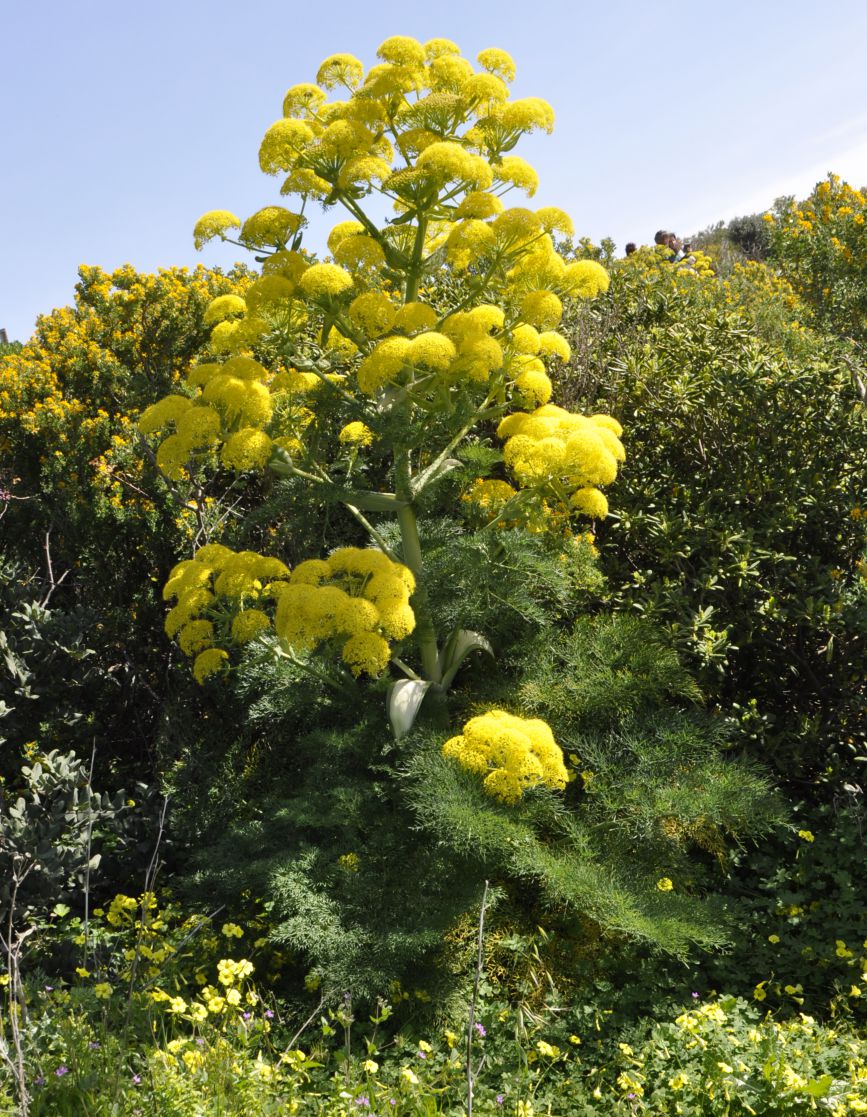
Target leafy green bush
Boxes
[704,799,867,1020]
[726,213,772,261]
[558,246,867,781]
[0,263,252,782]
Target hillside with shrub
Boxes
[1,36,866,1116]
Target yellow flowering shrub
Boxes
[768,173,867,342]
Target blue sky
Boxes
[3,0,867,341]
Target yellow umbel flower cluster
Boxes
[273,547,416,677]
[163,543,291,682]
[139,352,325,479]
[162,544,415,684]
[443,709,567,803]
[496,406,625,521]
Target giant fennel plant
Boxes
[139,37,780,994]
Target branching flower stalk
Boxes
[141,35,620,710]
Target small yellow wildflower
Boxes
[656,878,674,892]
[536,1040,560,1058]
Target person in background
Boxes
[666,233,686,263]
[625,242,637,256]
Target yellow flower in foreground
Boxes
[656,878,674,892]
[768,934,780,943]
[193,648,229,684]
[75,967,90,978]
[754,982,767,1001]
[401,1067,419,1085]
[797,829,815,842]
[221,922,243,938]
[443,709,567,803]
[93,982,113,1000]
[363,1059,379,1074]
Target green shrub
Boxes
[558,247,867,781]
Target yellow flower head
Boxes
[455,191,503,220]
[477,48,516,82]
[520,290,563,330]
[393,302,437,334]
[193,210,241,250]
[138,395,192,436]
[562,259,610,299]
[494,156,539,196]
[342,631,391,677]
[443,709,567,803]
[282,83,327,118]
[377,35,426,68]
[231,609,271,643]
[220,429,273,471]
[298,263,354,299]
[193,648,229,684]
[317,53,365,90]
[334,234,386,271]
[408,331,457,371]
[338,421,374,446]
[240,206,305,249]
[327,220,365,254]
[348,291,397,337]
[259,118,315,175]
[203,295,247,326]
[514,368,553,406]
[273,548,414,674]
[357,336,411,394]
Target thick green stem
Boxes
[404,215,428,305]
[396,500,441,684]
